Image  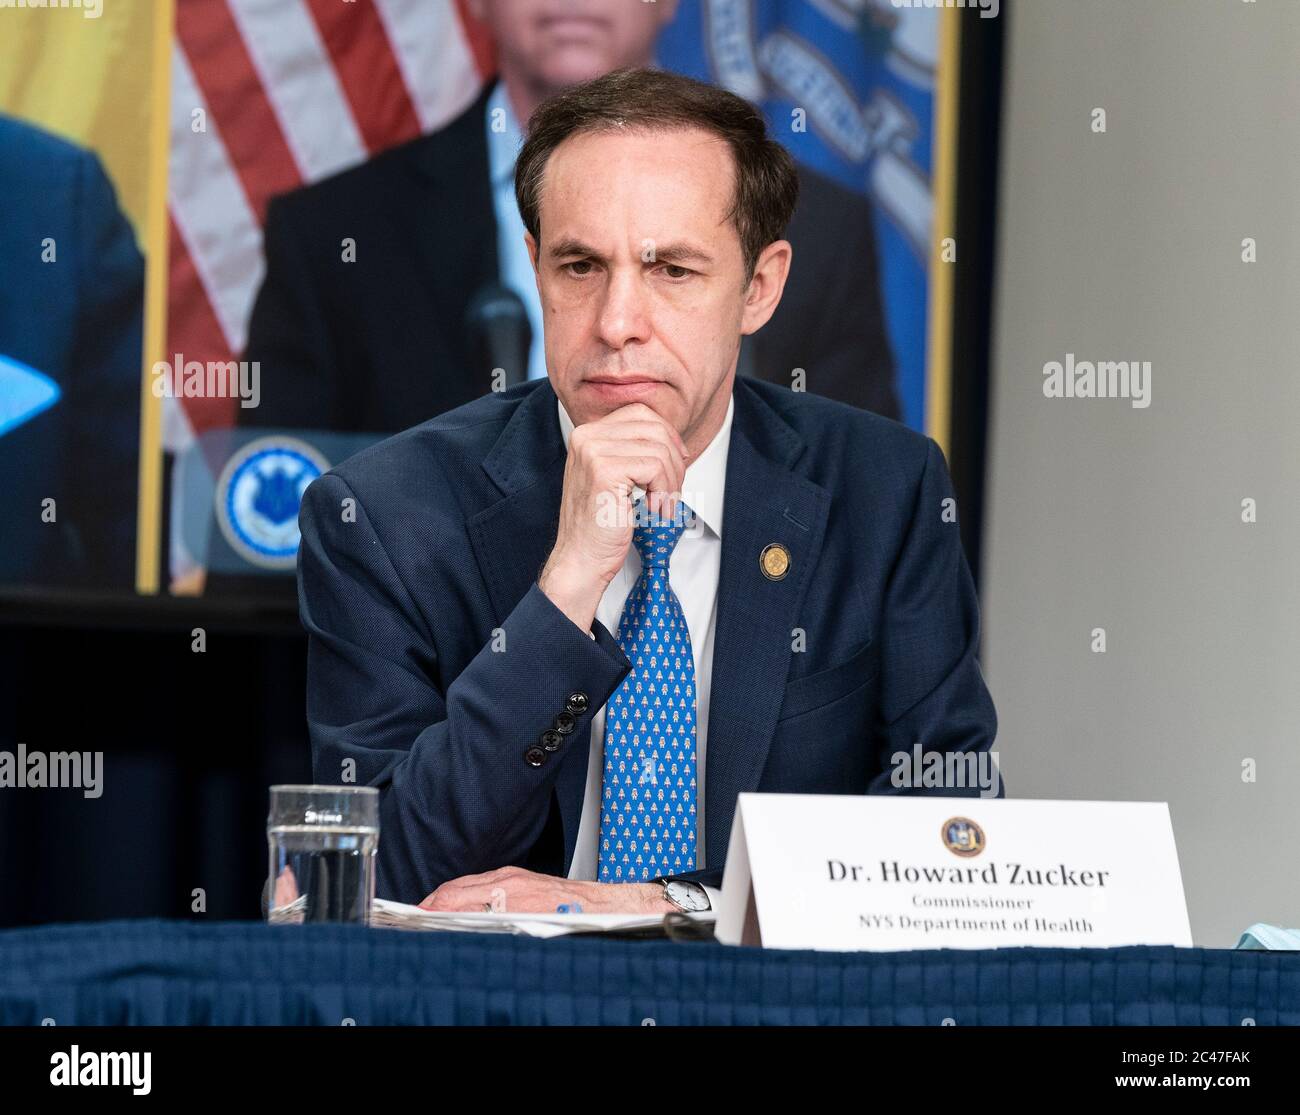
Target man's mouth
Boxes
[539,15,609,40]
[584,377,666,399]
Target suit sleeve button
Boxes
[524,746,547,767]
[565,692,589,714]
[553,710,577,734]
[540,729,563,752]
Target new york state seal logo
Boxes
[941,816,986,858]
[215,436,328,570]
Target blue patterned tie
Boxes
[598,499,698,883]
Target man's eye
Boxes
[564,260,594,277]
[660,264,692,280]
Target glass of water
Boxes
[266,785,379,926]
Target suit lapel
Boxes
[703,380,830,871]
[467,380,589,869]
[468,378,566,624]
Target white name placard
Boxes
[715,794,1192,950]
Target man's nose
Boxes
[594,266,652,350]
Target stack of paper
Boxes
[267,895,714,938]
[370,898,716,939]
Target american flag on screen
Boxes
[165,0,494,450]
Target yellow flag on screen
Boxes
[0,1,172,237]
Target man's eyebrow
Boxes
[547,237,602,260]
[650,243,715,267]
[544,238,714,267]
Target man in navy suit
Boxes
[242,0,898,435]
[298,69,996,916]
[0,114,141,589]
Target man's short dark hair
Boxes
[515,67,799,283]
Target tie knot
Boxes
[631,499,695,568]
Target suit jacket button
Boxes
[540,729,563,752]
[524,746,547,767]
[553,710,577,734]
[565,692,589,714]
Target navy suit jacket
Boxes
[297,376,997,902]
[0,115,142,588]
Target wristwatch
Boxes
[658,878,711,912]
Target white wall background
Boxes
[982,0,1300,947]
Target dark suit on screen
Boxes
[242,82,899,436]
[0,115,142,589]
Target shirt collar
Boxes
[485,81,523,189]
[556,390,734,539]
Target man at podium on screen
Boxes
[297,69,998,916]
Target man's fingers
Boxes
[580,449,679,510]
[584,441,686,509]
[613,456,681,522]
[429,885,497,912]
[590,403,689,459]
[433,865,519,891]
[419,882,501,911]
[567,404,693,525]
[422,882,558,914]
[584,423,687,483]
[273,866,299,906]
[581,432,686,492]
[422,880,659,915]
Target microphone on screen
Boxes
[466,283,532,390]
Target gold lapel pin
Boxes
[760,542,791,581]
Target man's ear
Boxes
[740,239,793,336]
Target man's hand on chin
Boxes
[418,866,676,915]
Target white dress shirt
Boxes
[557,393,735,911]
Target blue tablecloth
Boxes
[0,920,1296,1025]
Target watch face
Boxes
[665,881,710,912]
